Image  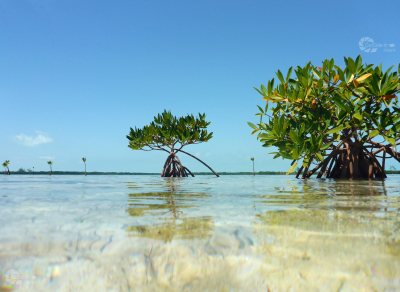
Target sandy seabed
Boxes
[1,175,399,291]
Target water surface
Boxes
[0,175,399,291]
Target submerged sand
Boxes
[0,175,399,291]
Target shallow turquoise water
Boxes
[0,175,399,291]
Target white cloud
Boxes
[15,132,53,147]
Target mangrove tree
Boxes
[127,111,219,177]
[249,56,399,179]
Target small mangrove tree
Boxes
[2,160,10,175]
[47,160,53,175]
[127,111,219,177]
[82,157,87,176]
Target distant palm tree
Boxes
[2,160,10,175]
[250,157,255,175]
[82,157,87,176]
[47,160,53,175]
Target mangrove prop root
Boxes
[299,143,394,180]
[161,153,192,177]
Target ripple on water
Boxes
[0,175,399,291]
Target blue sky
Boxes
[1,0,399,172]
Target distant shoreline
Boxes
[3,171,400,175]
[4,171,287,175]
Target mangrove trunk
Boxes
[300,141,396,180]
[161,152,194,178]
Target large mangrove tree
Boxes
[249,56,399,179]
[127,111,219,177]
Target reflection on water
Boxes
[127,192,191,218]
[128,217,213,241]
[252,179,400,290]
[0,175,399,291]
[127,191,208,218]
[257,179,396,212]
[126,188,213,241]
